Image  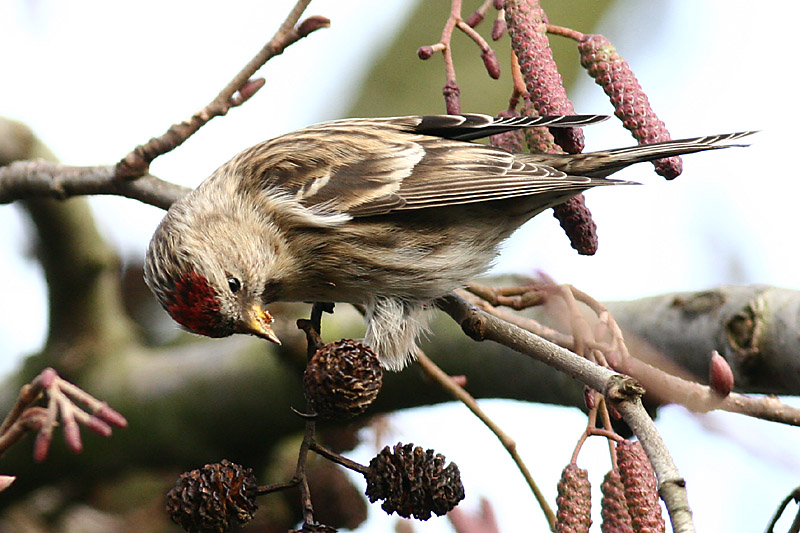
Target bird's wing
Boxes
[406,113,607,141]
[233,114,616,218]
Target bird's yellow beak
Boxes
[240,304,281,345]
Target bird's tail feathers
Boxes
[540,131,757,178]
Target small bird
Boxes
[144,114,751,370]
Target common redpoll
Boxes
[144,114,751,370]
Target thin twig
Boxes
[465,281,547,310]
[418,0,502,112]
[310,441,370,476]
[256,479,300,496]
[0,383,41,437]
[0,408,47,459]
[295,420,317,526]
[441,0,461,113]
[115,0,328,178]
[766,486,800,533]
[509,49,528,108]
[457,20,493,55]
[545,23,585,41]
[414,348,556,530]
[569,398,623,465]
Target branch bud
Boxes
[481,49,501,79]
[63,420,83,453]
[417,45,435,60]
[296,15,331,38]
[709,351,735,397]
[33,430,52,463]
[465,11,484,27]
[491,16,507,41]
[443,81,461,114]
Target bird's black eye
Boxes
[227,277,242,293]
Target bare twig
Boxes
[310,440,369,476]
[438,292,695,532]
[465,280,547,310]
[440,1,461,113]
[509,49,528,108]
[545,23,585,41]
[414,348,556,530]
[0,408,47,459]
[417,0,502,113]
[116,1,329,178]
[1,0,329,210]
[569,395,623,465]
[766,486,800,533]
[256,479,300,496]
[278,303,372,529]
[295,420,317,526]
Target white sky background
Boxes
[1,1,799,532]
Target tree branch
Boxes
[1,1,330,209]
[0,160,188,210]
[605,286,800,395]
[115,1,329,178]
[462,280,800,427]
[437,292,695,532]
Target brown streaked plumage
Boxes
[144,113,753,369]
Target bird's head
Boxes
[143,197,284,345]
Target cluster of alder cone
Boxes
[166,336,465,533]
[164,334,665,533]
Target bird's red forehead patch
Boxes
[164,271,226,337]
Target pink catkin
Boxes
[552,197,598,256]
[489,110,525,154]
[616,441,665,533]
[505,0,584,154]
[579,34,682,179]
[520,98,598,255]
[600,469,634,533]
[555,463,592,533]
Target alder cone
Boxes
[303,339,383,418]
[166,459,258,533]
[364,442,465,520]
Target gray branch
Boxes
[0,160,188,210]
